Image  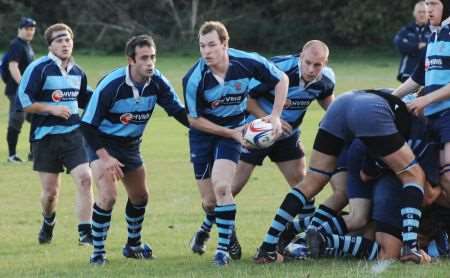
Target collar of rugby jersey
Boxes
[125,65,152,100]
[48,51,75,75]
[297,58,323,88]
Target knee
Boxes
[99,194,116,209]
[42,187,59,203]
[346,212,369,230]
[213,182,231,199]
[202,201,216,214]
[287,171,305,187]
[131,191,149,206]
[77,172,92,192]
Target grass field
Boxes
[0,51,448,277]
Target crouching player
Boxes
[254,88,426,264]
[81,35,189,265]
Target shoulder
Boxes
[228,48,268,64]
[271,54,298,72]
[96,67,126,92]
[72,63,88,76]
[321,66,335,85]
[26,56,53,73]
[183,58,205,84]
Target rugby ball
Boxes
[243,118,275,148]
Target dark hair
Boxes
[44,23,73,45]
[125,35,156,60]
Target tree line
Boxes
[0,0,418,53]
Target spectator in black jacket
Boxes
[394,1,431,82]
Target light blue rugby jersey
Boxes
[247,54,335,131]
[82,66,184,140]
[16,52,91,141]
[412,23,450,116]
[182,48,284,128]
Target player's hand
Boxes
[418,42,427,49]
[98,152,124,182]
[50,106,71,120]
[407,96,431,117]
[230,125,246,145]
[269,115,282,139]
[281,119,292,137]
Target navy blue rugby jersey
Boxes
[17,52,91,141]
[82,66,184,140]
[247,54,335,130]
[183,48,284,128]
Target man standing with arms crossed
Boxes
[3,17,36,162]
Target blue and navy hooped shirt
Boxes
[81,66,184,140]
[412,21,450,116]
[248,54,335,131]
[17,52,91,141]
[183,48,284,128]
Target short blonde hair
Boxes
[198,21,229,43]
[302,40,330,60]
[44,23,73,45]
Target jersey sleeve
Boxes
[16,62,44,109]
[155,72,185,116]
[317,68,336,100]
[183,60,203,118]
[77,72,93,109]
[81,76,114,127]
[251,54,284,89]
[411,48,426,86]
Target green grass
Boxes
[0,51,447,277]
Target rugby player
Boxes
[184,21,288,265]
[254,88,426,264]
[16,23,94,246]
[81,35,189,265]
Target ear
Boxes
[127,56,135,65]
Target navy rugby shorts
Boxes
[32,129,88,173]
[240,131,304,166]
[189,128,241,180]
[86,136,143,173]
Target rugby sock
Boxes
[292,216,312,233]
[126,199,147,247]
[326,234,379,260]
[308,205,348,236]
[261,188,307,252]
[200,212,215,233]
[43,212,56,226]
[291,198,315,233]
[92,203,112,258]
[78,222,92,238]
[215,204,236,253]
[7,127,19,157]
[401,183,424,250]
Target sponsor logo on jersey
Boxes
[425,57,443,71]
[284,98,312,110]
[51,90,79,102]
[119,112,150,124]
[210,93,245,108]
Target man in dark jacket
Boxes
[394,1,431,82]
[3,17,36,162]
